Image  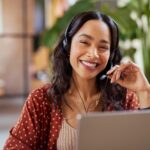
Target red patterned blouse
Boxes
[4,84,139,150]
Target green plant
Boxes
[100,0,150,81]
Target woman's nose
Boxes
[88,47,99,58]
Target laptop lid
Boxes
[76,110,150,150]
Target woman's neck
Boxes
[70,75,98,102]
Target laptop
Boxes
[76,110,150,150]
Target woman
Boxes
[4,11,150,150]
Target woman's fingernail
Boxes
[107,71,111,75]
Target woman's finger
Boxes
[110,69,120,83]
[107,65,119,75]
[115,69,122,81]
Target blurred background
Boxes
[0,0,149,148]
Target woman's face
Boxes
[70,19,111,80]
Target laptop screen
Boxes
[76,110,150,150]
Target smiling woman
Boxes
[4,11,150,150]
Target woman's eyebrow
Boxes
[79,34,93,40]
[79,34,110,44]
[100,39,110,45]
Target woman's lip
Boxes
[80,60,99,70]
[81,60,99,64]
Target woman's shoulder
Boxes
[30,83,51,96]
[25,83,53,109]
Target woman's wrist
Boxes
[136,85,150,109]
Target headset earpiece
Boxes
[62,37,68,52]
[62,23,71,53]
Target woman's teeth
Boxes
[81,60,97,68]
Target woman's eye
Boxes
[98,47,109,52]
[79,40,89,45]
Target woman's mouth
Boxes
[80,60,99,69]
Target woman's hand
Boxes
[107,61,150,92]
[107,61,150,108]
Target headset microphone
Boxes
[99,74,107,80]
[99,62,113,80]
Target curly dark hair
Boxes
[48,11,127,111]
